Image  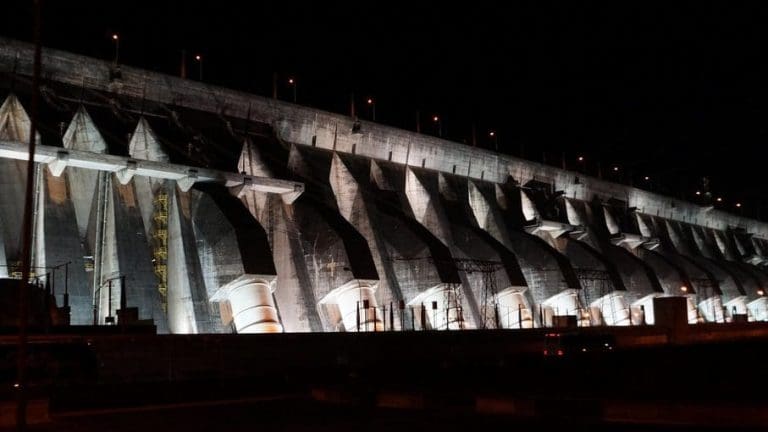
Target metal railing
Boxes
[0,261,71,308]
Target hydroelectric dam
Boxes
[1,37,768,335]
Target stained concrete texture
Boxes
[493,182,579,302]
[4,39,768,332]
[169,186,219,333]
[34,169,91,324]
[92,175,166,331]
[0,94,36,270]
[277,145,379,330]
[62,107,107,241]
[128,117,169,238]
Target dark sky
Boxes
[4,1,768,219]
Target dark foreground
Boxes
[24,399,768,432]
[0,323,766,430]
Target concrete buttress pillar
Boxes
[129,117,169,237]
[404,168,453,245]
[62,107,107,240]
[127,118,211,333]
[234,141,322,332]
[0,95,92,322]
[0,94,40,277]
[403,168,481,328]
[329,154,405,327]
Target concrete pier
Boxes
[1,37,768,334]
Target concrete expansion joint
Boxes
[528,219,578,239]
[612,232,659,250]
[567,225,589,241]
[280,184,304,204]
[47,150,69,177]
[176,169,198,192]
[230,183,248,199]
[115,160,138,185]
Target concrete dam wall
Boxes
[1,37,767,333]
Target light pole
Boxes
[180,49,187,79]
[111,33,120,65]
[367,97,376,121]
[194,54,203,81]
[489,130,498,151]
[577,156,586,173]
[415,111,421,133]
[272,72,278,99]
[287,77,297,103]
[433,115,442,137]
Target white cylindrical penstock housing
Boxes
[334,281,383,332]
[495,287,533,329]
[408,285,466,330]
[210,275,283,334]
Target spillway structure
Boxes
[1,37,767,334]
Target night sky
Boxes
[3,1,768,219]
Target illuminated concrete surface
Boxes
[1,37,768,333]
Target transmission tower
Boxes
[574,268,613,324]
[452,258,503,329]
[388,255,504,329]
